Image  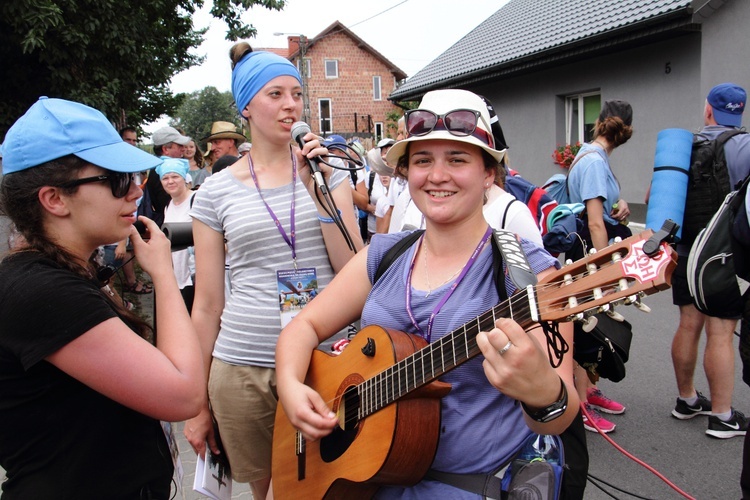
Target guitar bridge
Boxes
[295,430,306,480]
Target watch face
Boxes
[539,405,567,423]
[525,379,568,423]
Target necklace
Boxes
[422,238,463,298]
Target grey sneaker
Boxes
[706,409,749,439]
[672,392,712,420]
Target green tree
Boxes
[170,87,240,147]
[0,0,285,140]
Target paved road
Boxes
[581,275,748,499]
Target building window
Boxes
[566,92,601,145]
[373,76,382,101]
[325,60,338,79]
[298,58,311,79]
[319,99,332,134]
[375,122,384,142]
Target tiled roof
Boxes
[391,0,694,100]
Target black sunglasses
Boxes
[58,171,140,198]
[404,108,494,148]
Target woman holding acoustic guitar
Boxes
[276,89,582,498]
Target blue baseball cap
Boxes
[708,83,746,127]
[0,97,162,175]
[323,134,347,150]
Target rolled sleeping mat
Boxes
[646,128,693,241]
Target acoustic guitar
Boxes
[272,229,676,499]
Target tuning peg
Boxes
[613,236,623,243]
[582,315,599,332]
[606,310,626,322]
[633,300,652,313]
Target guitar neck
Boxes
[357,289,536,419]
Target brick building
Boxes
[279,21,407,144]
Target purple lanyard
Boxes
[247,150,298,267]
[405,226,493,342]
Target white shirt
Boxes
[387,184,544,246]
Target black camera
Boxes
[161,222,193,251]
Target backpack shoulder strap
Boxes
[565,149,598,197]
[716,128,746,146]
[373,230,425,284]
[501,199,518,229]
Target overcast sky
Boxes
[147,0,508,131]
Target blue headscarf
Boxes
[232,51,302,114]
[156,157,189,180]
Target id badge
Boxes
[277,267,318,328]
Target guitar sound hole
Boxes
[320,386,360,462]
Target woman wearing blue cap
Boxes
[0,97,205,498]
[184,42,362,499]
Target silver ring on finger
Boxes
[498,340,513,356]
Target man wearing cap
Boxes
[147,126,190,226]
[670,83,750,440]
[202,121,245,164]
[153,126,190,159]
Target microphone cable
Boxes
[291,122,366,253]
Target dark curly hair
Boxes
[0,156,152,338]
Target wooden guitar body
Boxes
[272,325,450,499]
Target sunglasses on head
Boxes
[59,171,141,198]
[404,108,494,148]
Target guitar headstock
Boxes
[536,229,677,323]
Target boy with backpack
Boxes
[670,83,750,439]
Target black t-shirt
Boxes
[0,252,173,499]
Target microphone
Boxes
[291,121,327,194]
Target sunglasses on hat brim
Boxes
[404,108,495,148]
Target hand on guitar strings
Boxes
[475,318,563,410]
[279,380,339,442]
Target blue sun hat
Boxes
[0,97,162,175]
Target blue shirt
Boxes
[364,231,558,499]
[567,143,620,226]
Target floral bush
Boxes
[552,142,581,169]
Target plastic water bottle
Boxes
[517,434,561,464]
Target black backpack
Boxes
[682,129,746,245]
[687,174,750,318]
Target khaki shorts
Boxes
[208,359,277,483]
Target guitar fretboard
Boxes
[354,289,536,422]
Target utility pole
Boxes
[275,32,311,125]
